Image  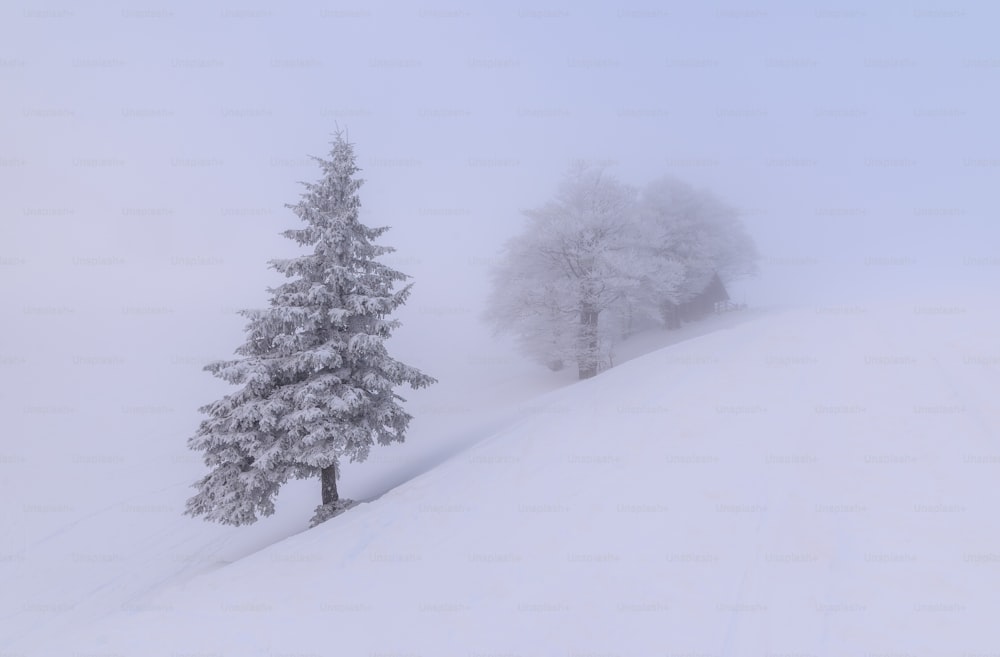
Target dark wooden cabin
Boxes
[661,272,730,329]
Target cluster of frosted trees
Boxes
[487,165,758,380]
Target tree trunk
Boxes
[578,304,600,380]
[622,303,634,339]
[321,463,339,505]
[662,301,681,330]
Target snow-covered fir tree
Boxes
[186,131,435,527]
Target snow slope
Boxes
[0,306,752,652]
[10,300,999,656]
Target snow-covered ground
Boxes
[4,299,998,655]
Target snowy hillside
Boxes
[8,301,1000,655]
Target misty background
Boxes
[2,2,999,532]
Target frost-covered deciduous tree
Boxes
[488,165,679,379]
[486,231,577,372]
[639,177,758,327]
[186,132,435,527]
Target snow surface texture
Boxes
[4,302,1000,655]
